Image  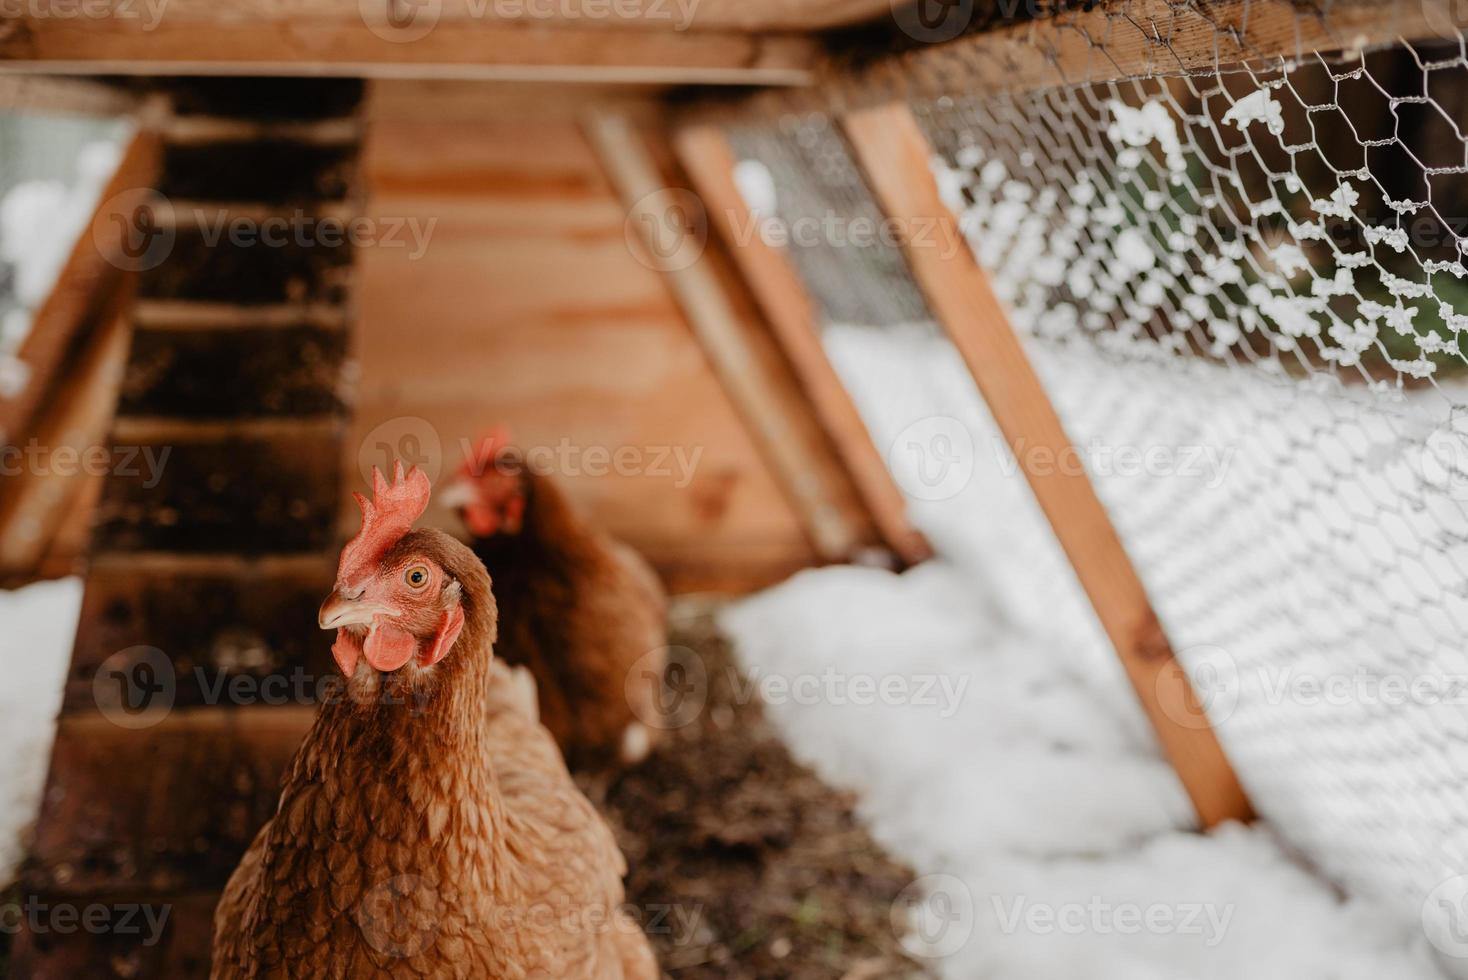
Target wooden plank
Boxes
[131,299,349,330]
[91,426,344,554]
[0,19,819,84]
[844,101,1252,828]
[0,304,132,577]
[23,708,316,895]
[674,123,931,566]
[0,123,162,447]
[0,73,135,114]
[64,555,336,713]
[119,324,347,418]
[0,0,896,32]
[587,111,879,562]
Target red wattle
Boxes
[363,623,417,672]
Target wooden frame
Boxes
[844,101,1253,828]
[586,111,884,563]
[0,116,165,580]
[0,20,820,85]
[672,123,931,566]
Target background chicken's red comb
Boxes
[459,425,515,478]
[337,461,432,584]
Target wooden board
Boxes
[354,107,822,593]
[0,0,897,31]
[844,101,1253,828]
[0,18,819,84]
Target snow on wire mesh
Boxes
[913,24,1468,943]
[726,2,1468,958]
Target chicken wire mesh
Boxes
[725,0,1468,959]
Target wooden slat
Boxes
[587,111,878,562]
[0,123,162,445]
[674,123,931,566]
[0,73,135,114]
[844,101,1252,828]
[0,19,819,84]
[0,0,896,32]
[0,304,131,576]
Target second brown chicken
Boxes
[444,430,669,768]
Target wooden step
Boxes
[163,114,362,146]
[163,78,365,121]
[161,141,358,202]
[24,708,315,896]
[64,553,337,714]
[91,423,344,554]
[132,300,348,331]
[119,324,347,418]
[138,223,353,305]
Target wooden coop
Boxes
[3,0,1468,976]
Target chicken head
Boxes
[319,461,466,676]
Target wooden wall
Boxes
[352,82,819,593]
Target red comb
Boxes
[459,425,515,478]
[337,461,432,585]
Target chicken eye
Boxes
[404,565,430,589]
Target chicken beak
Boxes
[318,591,394,630]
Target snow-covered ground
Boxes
[0,577,81,885]
[719,322,1456,978]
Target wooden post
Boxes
[587,111,881,563]
[844,101,1253,828]
[673,123,932,566]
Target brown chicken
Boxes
[212,463,658,979]
[442,431,668,768]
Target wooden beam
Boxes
[587,111,879,563]
[0,0,897,32]
[696,0,1465,120]
[673,123,931,566]
[0,303,131,578]
[0,74,136,114]
[0,18,820,84]
[0,121,162,448]
[844,101,1253,828]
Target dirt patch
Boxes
[577,613,935,980]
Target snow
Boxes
[0,577,82,885]
[717,325,1449,979]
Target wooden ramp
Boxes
[12,79,365,977]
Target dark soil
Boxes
[577,612,934,980]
